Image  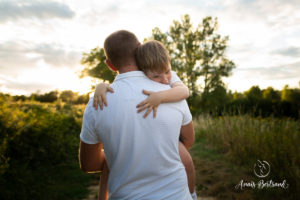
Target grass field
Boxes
[191,115,300,200]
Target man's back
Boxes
[81,71,192,200]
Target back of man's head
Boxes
[104,30,139,70]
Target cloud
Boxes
[0,74,54,94]
[222,0,300,28]
[0,0,75,23]
[236,61,300,80]
[0,41,37,74]
[271,46,300,58]
[79,4,121,25]
[254,0,300,28]
[0,41,82,76]
[33,44,82,67]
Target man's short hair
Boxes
[135,40,170,74]
[104,30,139,69]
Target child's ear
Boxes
[106,60,117,72]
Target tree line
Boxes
[199,84,300,119]
[3,82,299,119]
[7,90,90,104]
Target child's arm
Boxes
[93,83,114,110]
[136,82,189,118]
[159,82,189,103]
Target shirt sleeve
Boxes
[169,71,183,86]
[181,100,193,126]
[80,99,100,144]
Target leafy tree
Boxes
[281,85,300,103]
[59,90,77,103]
[244,86,262,103]
[280,85,300,118]
[75,93,90,104]
[150,15,235,97]
[80,47,116,83]
[39,90,59,102]
[232,91,244,100]
[262,87,280,102]
[13,95,27,101]
[200,85,230,113]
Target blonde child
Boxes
[94,40,197,200]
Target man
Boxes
[79,30,195,200]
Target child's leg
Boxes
[98,160,109,200]
[178,141,196,193]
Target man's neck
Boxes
[118,65,139,74]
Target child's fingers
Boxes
[98,96,103,110]
[107,87,114,93]
[93,97,98,110]
[142,89,152,96]
[137,103,149,113]
[136,100,147,108]
[153,107,157,118]
[102,95,108,107]
[143,106,153,118]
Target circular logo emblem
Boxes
[254,160,270,178]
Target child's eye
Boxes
[165,70,170,74]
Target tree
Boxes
[233,91,244,100]
[262,87,280,102]
[75,94,90,104]
[150,15,235,97]
[80,47,116,83]
[200,85,229,113]
[59,90,77,103]
[244,86,262,103]
[279,85,300,118]
[39,91,59,102]
[281,85,300,103]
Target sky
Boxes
[0,0,299,95]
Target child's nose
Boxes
[160,75,169,84]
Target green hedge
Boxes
[0,96,91,200]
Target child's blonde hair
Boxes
[135,40,170,74]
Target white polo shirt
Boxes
[80,71,192,200]
[170,70,182,85]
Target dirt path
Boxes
[82,185,98,200]
[82,184,216,200]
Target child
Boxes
[94,40,197,200]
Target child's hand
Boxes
[136,90,162,118]
[93,83,114,110]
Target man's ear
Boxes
[106,60,117,72]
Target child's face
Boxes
[146,65,172,85]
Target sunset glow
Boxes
[0,0,299,95]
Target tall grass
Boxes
[194,115,300,199]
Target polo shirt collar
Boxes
[114,70,146,82]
